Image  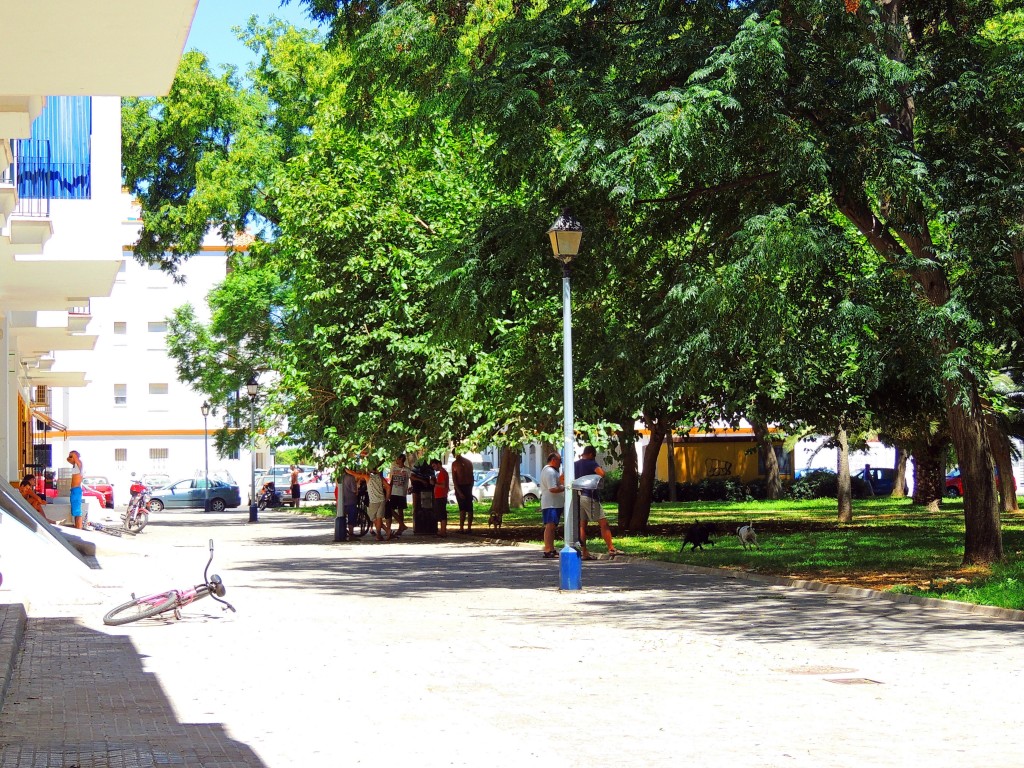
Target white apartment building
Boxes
[50,203,258,505]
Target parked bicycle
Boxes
[349,484,372,537]
[122,480,151,533]
[103,539,236,625]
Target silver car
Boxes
[450,472,540,504]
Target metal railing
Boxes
[5,140,52,218]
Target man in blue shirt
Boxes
[574,445,623,559]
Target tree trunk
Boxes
[627,415,666,531]
[666,425,678,502]
[946,386,1003,564]
[891,447,909,499]
[911,443,944,512]
[510,458,524,508]
[616,421,638,529]
[752,418,782,500]
[488,446,517,519]
[986,420,1019,513]
[836,427,852,523]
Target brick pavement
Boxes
[0,509,1022,767]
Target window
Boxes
[149,383,169,395]
[114,321,126,334]
[227,448,239,460]
[114,448,128,463]
[114,384,127,406]
[149,448,169,460]
[148,321,167,333]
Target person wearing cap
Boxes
[574,445,623,559]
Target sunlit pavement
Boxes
[2,509,1022,768]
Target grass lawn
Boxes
[303,497,1024,610]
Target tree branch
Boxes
[637,172,779,205]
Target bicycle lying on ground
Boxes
[103,539,236,625]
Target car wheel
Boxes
[305,490,321,502]
[209,498,227,513]
[945,486,960,498]
[523,493,538,503]
[147,499,165,513]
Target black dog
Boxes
[681,520,716,551]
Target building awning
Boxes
[31,409,67,434]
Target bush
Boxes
[602,469,623,502]
[788,470,869,500]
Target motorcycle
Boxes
[257,481,284,511]
[123,480,151,532]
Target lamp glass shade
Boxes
[546,209,583,263]
[245,378,259,398]
[200,401,211,417]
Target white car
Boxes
[449,472,540,504]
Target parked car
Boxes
[146,478,242,512]
[945,467,1016,497]
[284,476,336,502]
[852,467,906,497]
[449,472,540,504]
[141,473,171,488]
[793,467,835,479]
[81,475,114,508]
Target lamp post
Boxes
[201,400,211,512]
[547,209,584,590]
[246,377,259,523]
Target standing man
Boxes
[574,445,623,559]
[341,468,361,538]
[539,452,564,559]
[367,466,390,541]
[451,452,475,533]
[290,465,301,508]
[430,458,450,537]
[67,450,84,529]
[388,453,412,536]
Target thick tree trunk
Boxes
[836,428,853,523]
[891,447,909,499]
[616,421,639,529]
[627,416,666,531]
[946,387,1003,564]
[488,446,517,519]
[752,418,782,500]
[666,425,678,502]
[986,420,1019,513]
[510,458,524,508]
[911,443,944,512]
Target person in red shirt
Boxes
[430,458,450,537]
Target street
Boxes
[1,509,1022,767]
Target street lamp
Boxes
[246,377,259,523]
[201,400,211,512]
[547,208,583,590]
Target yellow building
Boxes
[656,428,793,484]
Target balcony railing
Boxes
[6,140,52,218]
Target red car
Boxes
[945,468,1017,497]
[82,475,115,508]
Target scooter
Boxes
[257,482,284,511]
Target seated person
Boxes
[19,474,56,524]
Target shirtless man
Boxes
[68,450,84,529]
[451,452,475,532]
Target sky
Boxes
[184,0,319,73]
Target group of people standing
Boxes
[337,452,477,541]
[539,445,623,560]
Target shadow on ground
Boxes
[0,617,266,768]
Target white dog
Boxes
[737,523,759,549]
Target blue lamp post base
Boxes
[248,502,259,523]
[559,544,582,590]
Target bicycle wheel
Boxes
[352,510,371,537]
[103,591,178,626]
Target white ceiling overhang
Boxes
[0,2,199,101]
[0,253,120,311]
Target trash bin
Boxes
[560,474,604,590]
[413,491,437,535]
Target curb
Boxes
[641,558,1024,623]
[0,604,27,713]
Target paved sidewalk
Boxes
[1,510,1023,767]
